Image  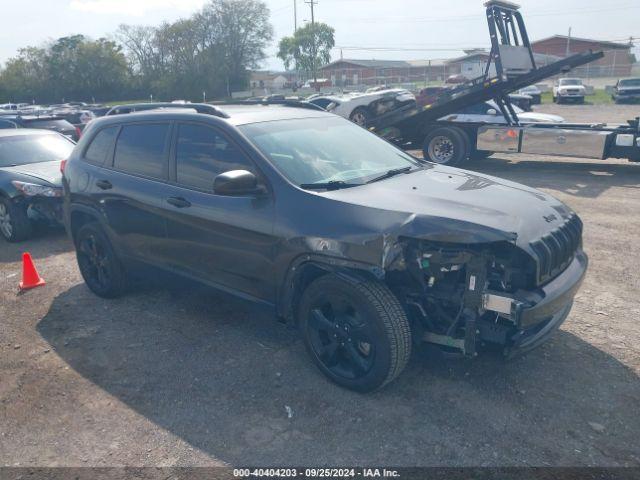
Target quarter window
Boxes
[85,127,118,166]
[113,123,169,179]
[175,123,254,191]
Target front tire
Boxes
[0,197,32,243]
[75,222,127,298]
[422,127,469,166]
[298,274,412,392]
[349,107,371,127]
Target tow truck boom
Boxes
[368,1,640,166]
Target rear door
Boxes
[92,121,171,264]
[161,122,276,302]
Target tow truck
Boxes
[368,0,640,166]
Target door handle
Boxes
[166,197,191,208]
[95,180,112,190]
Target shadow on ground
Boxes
[0,227,71,264]
[37,282,640,466]
[466,157,640,199]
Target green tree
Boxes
[0,36,130,103]
[277,22,335,79]
[199,0,273,95]
[117,0,273,99]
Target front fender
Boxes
[277,253,385,322]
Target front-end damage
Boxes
[385,235,587,357]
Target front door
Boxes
[161,122,276,302]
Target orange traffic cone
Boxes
[19,252,46,290]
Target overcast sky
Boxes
[0,0,638,71]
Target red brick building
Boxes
[531,35,633,77]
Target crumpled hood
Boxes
[322,165,573,247]
[1,161,62,187]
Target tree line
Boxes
[0,0,336,105]
[0,0,274,104]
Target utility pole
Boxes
[294,0,297,32]
[565,27,572,57]
[305,0,318,90]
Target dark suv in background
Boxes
[63,103,587,392]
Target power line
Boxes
[326,3,640,24]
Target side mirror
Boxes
[214,170,263,196]
[487,108,498,115]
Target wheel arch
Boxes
[68,205,105,245]
[277,254,385,324]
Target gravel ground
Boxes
[1,103,639,468]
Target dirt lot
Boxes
[1,103,639,468]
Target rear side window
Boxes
[113,123,169,179]
[84,127,118,166]
[175,123,254,191]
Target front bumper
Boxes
[615,93,640,102]
[481,251,587,353]
[517,251,587,328]
[24,196,63,225]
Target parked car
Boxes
[87,105,111,117]
[445,74,467,84]
[50,106,96,127]
[508,93,533,112]
[0,129,74,242]
[415,87,450,108]
[0,115,80,141]
[440,100,564,124]
[308,88,416,126]
[612,78,640,104]
[518,85,542,104]
[63,105,587,392]
[552,78,586,104]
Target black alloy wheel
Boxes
[75,222,126,298]
[298,274,412,392]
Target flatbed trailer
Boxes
[369,0,640,166]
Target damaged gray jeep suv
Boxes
[63,103,587,392]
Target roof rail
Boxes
[105,102,230,119]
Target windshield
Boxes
[560,79,582,86]
[620,79,640,87]
[0,134,75,167]
[240,117,423,187]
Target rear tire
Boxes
[75,222,127,298]
[422,127,469,166]
[0,197,32,243]
[298,274,412,392]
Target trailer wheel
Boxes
[422,127,469,166]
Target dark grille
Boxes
[530,214,582,285]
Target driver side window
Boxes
[175,123,255,192]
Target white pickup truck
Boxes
[552,78,586,104]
